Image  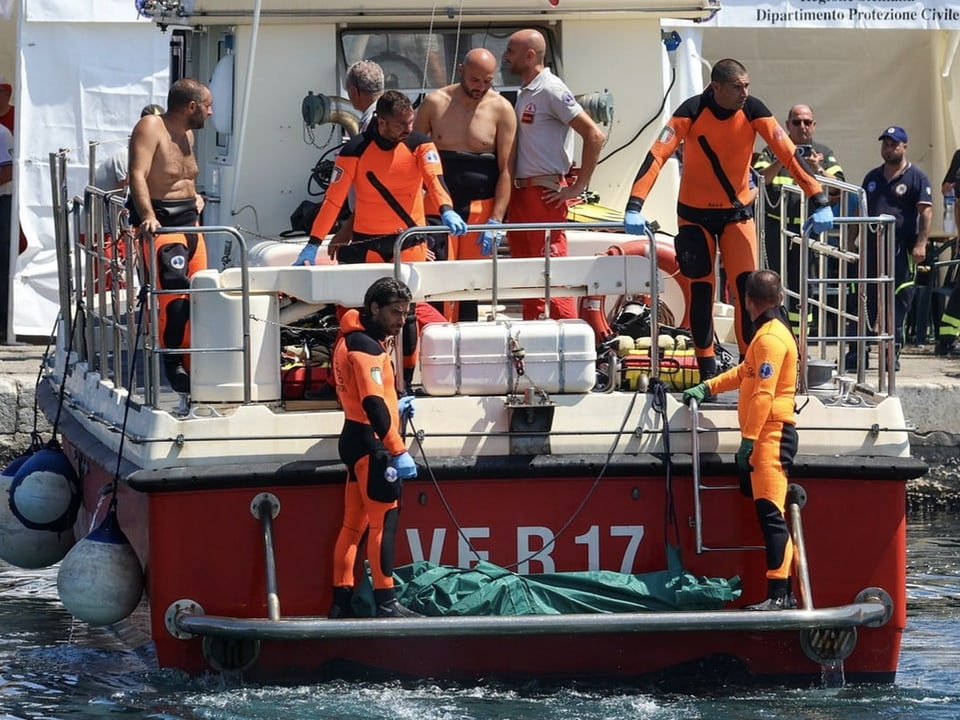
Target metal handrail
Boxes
[173,595,892,641]
[393,221,662,383]
[147,225,251,406]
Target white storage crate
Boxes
[419,319,597,396]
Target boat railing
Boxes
[781,178,898,396]
[50,151,668,408]
[393,220,666,377]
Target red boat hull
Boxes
[68,439,905,685]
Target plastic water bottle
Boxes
[384,466,398,483]
[945,191,957,235]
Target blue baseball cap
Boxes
[879,125,908,143]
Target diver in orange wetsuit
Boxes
[295,90,466,389]
[684,270,798,610]
[328,277,420,619]
[624,59,833,380]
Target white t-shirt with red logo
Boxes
[514,68,582,179]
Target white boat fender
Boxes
[0,472,76,569]
[8,447,81,533]
[57,509,145,626]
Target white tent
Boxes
[3,0,168,337]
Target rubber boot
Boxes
[327,586,355,619]
[374,588,422,618]
[744,578,797,611]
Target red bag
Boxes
[281,362,332,400]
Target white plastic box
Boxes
[419,319,597,396]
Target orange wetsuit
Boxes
[704,307,798,583]
[128,198,206,368]
[330,308,409,593]
[309,124,456,384]
[627,90,827,373]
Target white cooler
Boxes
[419,319,597,396]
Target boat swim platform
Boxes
[3,341,960,454]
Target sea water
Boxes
[1,514,958,720]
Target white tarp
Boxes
[705,0,960,29]
[12,2,168,336]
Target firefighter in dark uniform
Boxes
[684,269,799,610]
[754,104,844,336]
[624,59,833,380]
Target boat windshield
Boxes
[339,25,559,101]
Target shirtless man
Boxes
[415,48,516,320]
[128,78,212,393]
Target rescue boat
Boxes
[12,0,926,688]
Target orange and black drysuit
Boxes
[308,123,456,384]
[128,198,207,371]
[330,308,409,597]
[703,307,798,590]
[627,89,829,377]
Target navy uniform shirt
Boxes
[862,163,933,248]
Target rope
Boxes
[105,285,150,514]
[649,377,681,549]
[405,379,651,571]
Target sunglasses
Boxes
[791,119,814,126]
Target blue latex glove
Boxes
[293,243,320,266]
[392,451,418,480]
[682,383,708,406]
[477,219,503,256]
[735,438,755,473]
[803,205,834,235]
[624,210,648,236]
[441,209,468,237]
[397,395,415,420]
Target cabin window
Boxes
[339,26,558,104]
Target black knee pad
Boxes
[754,498,790,570]
[157,243,191,290]
[674,225,713,279]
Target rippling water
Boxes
[2,515,959,719]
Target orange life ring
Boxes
[578,237,691,344]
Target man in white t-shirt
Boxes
[501,29,606,320]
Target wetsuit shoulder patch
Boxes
[345,331,385,357]
[404,131,434,151]
[673,95,704,121]
[742,96,773,122]
[340,134,374,158]
[759,361,775,379]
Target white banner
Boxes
[704,0,960,29]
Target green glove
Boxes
[735,438,755,473]
[682,383,708,406]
